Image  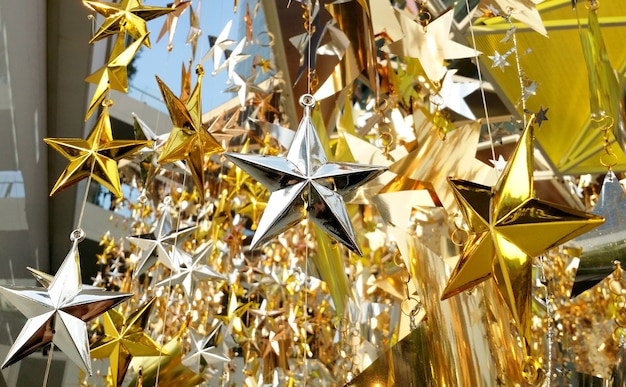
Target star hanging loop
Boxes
[44,101,151,197]
[90,298,167,386]
[224,94,387,256]
[440,116,604,355]
[84,33,148,120]
[0,229,131,374]
[83,0,173,47]
[156,65,224,200]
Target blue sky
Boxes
[128,0,251,112]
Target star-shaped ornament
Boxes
[85,33,148,119]
[126,207,195,276]
[44,104,150,197]
[571,170,626,296]
[223,72,267,107]
[156,243,226,299]
[522,80,538,101]
[215,38,250,81]
[535,106,549,127]
[441,116,604,353]
[201,20,235,72]
[483,0,547,36]
[224,95,387,255]
[132,113,188,189]
[186,0,202,59]
[489,49,511,71]
[156,66,224,200]
[90,298,166,386]
[0,235,131,373]
[156,0,191,51]
[182,325,231,373]
[489,154,508,173]
[383,8,479,82]
[83,0,173,47]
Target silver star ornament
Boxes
[127,207,195,276]
[0,234,131,374]
[156,243,226,299]
[224,94,387,255]
[182,325,231,373]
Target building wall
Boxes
[0,0,49,277]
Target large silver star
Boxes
[224,96,386,255]
[155,243,226,299]
[0,238,131,374]
[182,325,231,373]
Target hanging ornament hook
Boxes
[299,93,316,109]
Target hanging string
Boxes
[154,175,187,387]
[504,14,528,128]
[75,98,104,232]
[42,342,56,387]
[464,0,497,175]
[303,2,315,383]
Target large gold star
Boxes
[441,116,604,352]
[44,105,150,197]
[156,65,224,200]
[84,33,148,120]
[90,298,167,386]
[83,0,173,47]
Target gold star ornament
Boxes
[44,103,150,197]
[84,33,148,120]
[156,65,224,200]
[441,116,604,356]
[83,0,173,47]
[90,298,167,386]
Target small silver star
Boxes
[155,243,226,300]
[522,80,538,101]
[489,155,508,173]
[182,325,231,373]
[489,50,511,71]
[501,26,516,43]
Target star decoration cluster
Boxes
[7,0,626,386]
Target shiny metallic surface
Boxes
[443,118,604,356]
[156,66,224,198]
[90,298,165,386]
[224,101,386,255]
[44,106,149,198]
[572,171,626,297]
[0,239,131,374]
